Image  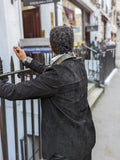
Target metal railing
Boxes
[99,45,116,84]
[73,44,116,86]
[0,53,53,160]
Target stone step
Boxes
[88,85,104,108]
[88,83,96,94]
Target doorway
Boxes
[22,7,41,38]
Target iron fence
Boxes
[73,44,116,86]
[99,45,116,84]
[0,44,116,160]
[0,53,53,160]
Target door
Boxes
[22,7,41,38]
[85,11,90,59]
[85,11,90,46]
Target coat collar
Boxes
[52,53,75,65]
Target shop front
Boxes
[21,0,57,62]
[62,0,91,46]
[20,0,91,62]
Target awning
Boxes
[101,10,111,22]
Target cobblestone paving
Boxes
[92,70,120,160]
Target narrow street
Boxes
[92,69,120,160]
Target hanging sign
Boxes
[23,0,60,6]
[86,25,98,32]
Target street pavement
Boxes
[92,69,120,160]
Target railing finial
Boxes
[0,57,3,74]
[10,56,15,72]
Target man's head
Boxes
[107,38,111,42]
[95,36,97,40]
[50,26,74,55]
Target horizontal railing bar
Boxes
[82,44,98,53]
[0,68,31,78]
[83,44,116,53]
[106,48,116,52]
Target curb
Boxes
[105,68,118,86]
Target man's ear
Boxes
[50,44,53,52]
[50,44,57,56]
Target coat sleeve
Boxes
[24,59,46,74]
[0,68,60,100]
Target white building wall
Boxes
[0,0,23,72]
[0,0,10,73]
[41,4,54,38]
[106,0,112,39]
[41,0,63,38]
[58,0,63,26]
[0,0,25,159]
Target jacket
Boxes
[0,56,95,160]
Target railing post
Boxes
[38,99,44,160]
[30,72,35,160]
[20,61,28,160]
[0,57,9,160]
[10,56,19,160]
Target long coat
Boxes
[0,57,95,160]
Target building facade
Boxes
[115,0,120,68]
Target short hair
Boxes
[50,26,74,54]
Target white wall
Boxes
[0,0,10,73]
[0,0,25,159]
[0,0,23,73]
[58,0,63,26]
[41,0,63,38]
[41,3,54,38]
